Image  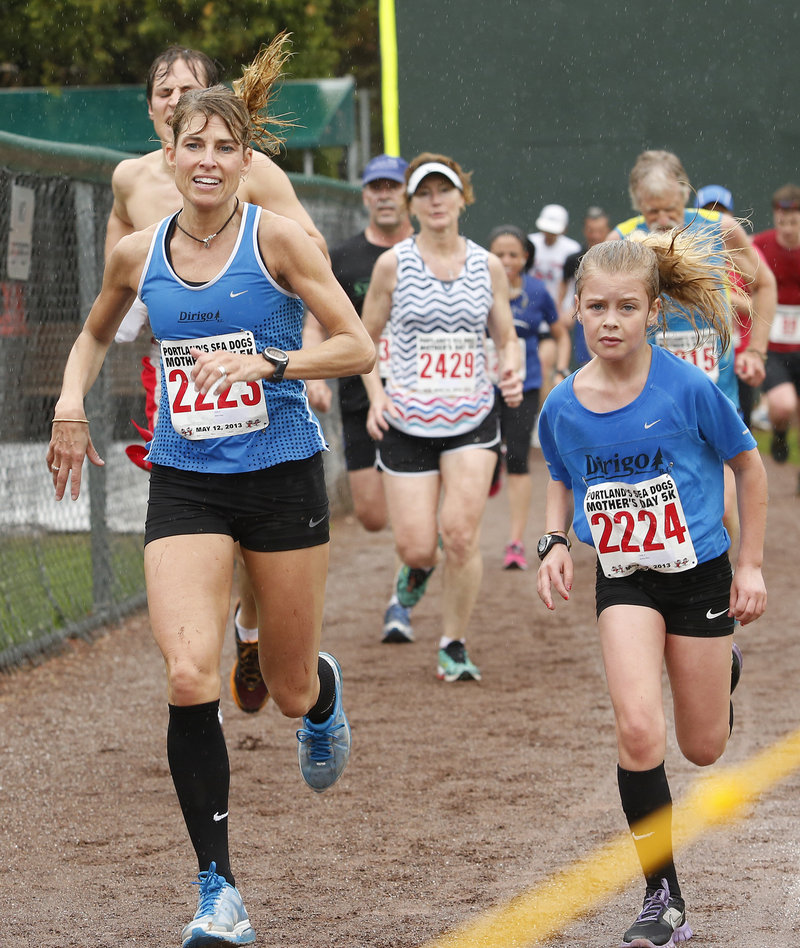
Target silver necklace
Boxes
[176,198,239,249]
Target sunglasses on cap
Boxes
[773,200,800,210]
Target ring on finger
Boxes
[51,466,60,472]
[217,364,227,377]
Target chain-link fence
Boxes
[0,131,365,669]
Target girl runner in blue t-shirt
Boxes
[536,231,767,948]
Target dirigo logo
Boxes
[178,310,221,322]
[584,447,665,481]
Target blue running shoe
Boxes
[621,880,693,948]
[395,564,434,609]
[436,640,481,682]
[382,598,414,643]
[181,862,255,947]
[296,652,351,792]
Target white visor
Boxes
[407,161,463,196]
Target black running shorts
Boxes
[500,387,540,475]
[376,406,500,475]
[595,552,734,638]
[763,348,800,395]
[340,406,379,472]
[144,452,329,552]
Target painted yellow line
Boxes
[422,727,800,948]
[378,0,400,156]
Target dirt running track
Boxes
[2,451,799,948]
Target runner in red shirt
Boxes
[752,183,800,466]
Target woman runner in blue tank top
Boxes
[537,232,767,948]
[47,74,374,948]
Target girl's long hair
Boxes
[575,230,737,351]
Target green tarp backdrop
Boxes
[0,77,355,154]
[394,0,799,244]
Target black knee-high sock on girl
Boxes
[617,762,681,897]
[167,700,233,886]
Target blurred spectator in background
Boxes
[558,206,612,368]
[528,204,581,406]
[696,185,759,428]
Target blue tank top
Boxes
[614,208,739,408]
[140,202,326,473]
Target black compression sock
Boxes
[167,700,234,886]
[306,655,336,724]
[617,762,681,898]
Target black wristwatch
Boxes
[262,346,289,383]
[537,533,571,561]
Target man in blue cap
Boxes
[326,155,413,533]
[696,184,734,214]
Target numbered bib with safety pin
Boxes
[584,473,697,577]
[378,329,392,380]
[161,331,268,440]
[416,331,479,396]
[658,329,720,383]
[770,305,800,345]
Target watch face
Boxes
[537,535,549,556]
[265,347,287,361]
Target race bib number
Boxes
[161,331,268,440]
[484,337,527,385]
[584,473,697,577]
[770,305,800,345]
[658,329,720,382]
[416,332,479,396]
[378,330,391,380]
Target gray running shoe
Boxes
[621,880,692,947]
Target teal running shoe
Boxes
[395,564,434,608]
[436,640,481,682]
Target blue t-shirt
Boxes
[509,274,558,390]
[141,202,326,473]
[539,346,755,566]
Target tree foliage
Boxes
[1,0,377,89]
[1,0,382,173]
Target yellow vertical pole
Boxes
[378,0,400,156]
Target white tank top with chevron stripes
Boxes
[383,236,495,437]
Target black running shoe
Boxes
[621,880,693,947]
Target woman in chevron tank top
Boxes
[362,152,523,683]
